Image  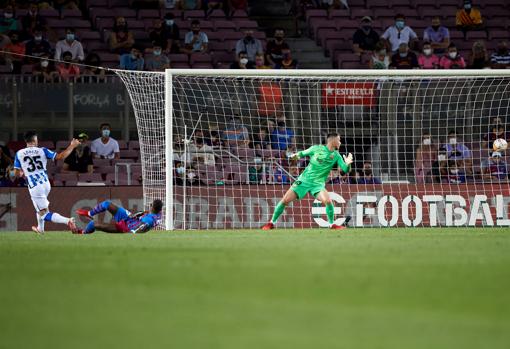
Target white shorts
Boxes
[29,182,51,212]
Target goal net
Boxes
[115,69,510,230]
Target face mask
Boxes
[464,4,471,10]
[449,137,457,145]
[423,48,432,56]
[449,52,457,59]
[240,58,248,65]
[176,167,185,174]
[35,35,42,41]
[395,20,405,29]
[66,33,75,41]
[450,168,459,174]
[432,25,440,31]
[102,129,110,137]
[4,13,13,19]
[165,19,174,26]
[41,60,49,67]
[399,52,408,58]
[153,49,162,56]
[423,138,431,145]
[438,154,446,161]
[362,25,371,31]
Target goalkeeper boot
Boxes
[261,222,275,230]
[76,209,92,220]
[330,224,346,230]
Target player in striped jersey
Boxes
[74,199,162,234]
[13,131,80,233]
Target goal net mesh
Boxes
[115,70,510,229]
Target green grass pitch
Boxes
[1,228,510,349]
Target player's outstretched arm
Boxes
[287,145,317,160]
[338,153,354,173]
[55,139,80,161]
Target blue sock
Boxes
[89,201,110,217]
[84,221,95,234]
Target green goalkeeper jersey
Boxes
[297,145,351,184]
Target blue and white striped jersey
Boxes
[14,147,56,190]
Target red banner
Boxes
[322,82,376,107]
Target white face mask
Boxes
[41,60,49,67]
[449,137,457,145]
[176,167,185,174]
[423,138,431,145]
[438,154,446,161]
[423,48,432,56]
[240,58,248,65]
[449,52,457,59]
[450,168,459,175]
[4,13,13,19]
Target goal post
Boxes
[116,69,510,230]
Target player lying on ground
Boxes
[74,199,163,234]
[13,131,80,233]
[262,132,353,230]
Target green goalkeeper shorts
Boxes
[290,180,325,200]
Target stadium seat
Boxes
[183,10,205,19]
[366,0,391,9]
[305,9,328,26]
[78,173,104,182]
[86,0,108,6]
[128,141,140,150]
[207,9,226,19]
[168,54,189,63]
[234,19,258,31]
[39,141,55,149]
[117,140,128,150]
[190,53,212,64]
[93,158,112,167]
[137,9,161,19]
[119,150,138,159]
[348,8,373,20]
[231,10,248,18]
[61,8,83,18]
[38,8,59,18]
[54,173,79,185]
[213,20,237,31]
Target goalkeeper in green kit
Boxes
[262,133,353,230]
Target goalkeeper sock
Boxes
[271,201,287,224]
[89,201,110,217]
[36,213,45,232]
[44,212,70,225]
[84,221,95,234]
[326,202,335,225]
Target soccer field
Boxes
[1,228,509,349]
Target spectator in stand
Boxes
[0,5,18,34]
[418,42,439,69]
[189,137,215,166]
[482,152,508,182]
[145,43,170,71]
[0,164,26,187]
[183,20,208,54]
[482,122,509,151]
[352,16,380,56]
[439,43,466,69]
[57,50,80,81]
[456,0,485,39]
[235,29,263,63]
[443,130,471,161]
[381,14,418,53]
[32,53,59,82]
[21,2,48,40]
[0,141,12,178]
[25,27,51,62]
[178,0,202,10]
[390,43,418,69]
[205,0,223,17]
[468,40,489,69]
[423,17,449,54]
[230,51,254,69]
[55,27,84,62]
[222,115,249,146]
[91,123,120,159]
[414,132,437,183]
[271,121,294,151]
[491,41,510,69]
[120,46,145,70]
[266,28,290,67]
[253,127,271,151]
[272,166,289,184]
[255,53,271,69]
[446,160,466,184]
[62,133,94,174]
[82,52,106,78]
[249,157,263,184]
[109,16,135,55]
[369,41,389,69]
[357,161,382,184]
[275,48,298,69]
[161,13,180,54]
[431,148,449,183]
[4,31,26,74]
[227,0,247,17]
[53,0,80,10]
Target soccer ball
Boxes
[493,138,508,152]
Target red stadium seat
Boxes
[78,173,104,183]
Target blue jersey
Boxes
[124,212,161,231]
[13,147,56,190]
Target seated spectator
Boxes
[161,13,180,54]
[235,29,263,63]
[183,20,208,54]
[328,168,343,184]
[21,2,48,40]
[369,41,389,69]
[53,0,79,10]
[423,17,449,54]
[230,51,254,69]
[57,51,80,81]
[482,123,509,151]
[357,161,382,184]
[82,53,106,78]
[120,46,145,71]
[456,0,485,39]
[25,27,51,62]
[491,41,510,69]
[189,137,215,166]
[381,14,418,53]
[439,43,466,69]
[174,161,185,185]
[272,167,289,184]
[32,54,59,82]
[446,160,466,184]
[227,0,247,17]
[390,43,418,69]
[62,133,93,174]
[443,130,471,160]
[431,148,449,183]
[0,5,18,34]
[4,31,26,74]
[205,0,223,17]
[317,0,346,10]
[418,42,439,69]
[222,115,249,146]
[91,123,120,159]
[415,132,437,183]
[266,28,290,67]
[249,157,263,184]
[255,53,271,69]
[271,121,294,151]
[178,0,202,10]
[253,127,271,150]
[0,165,26,187]
[55,27,84,62]
[468,40,489,69]
[109,16,135,55]
[275,48,298,69]
[352,16,380,56]
[145,43,170,71]
[482,152,508,182]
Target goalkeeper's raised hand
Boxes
[343,153,354,165]
[287,152,300,161]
